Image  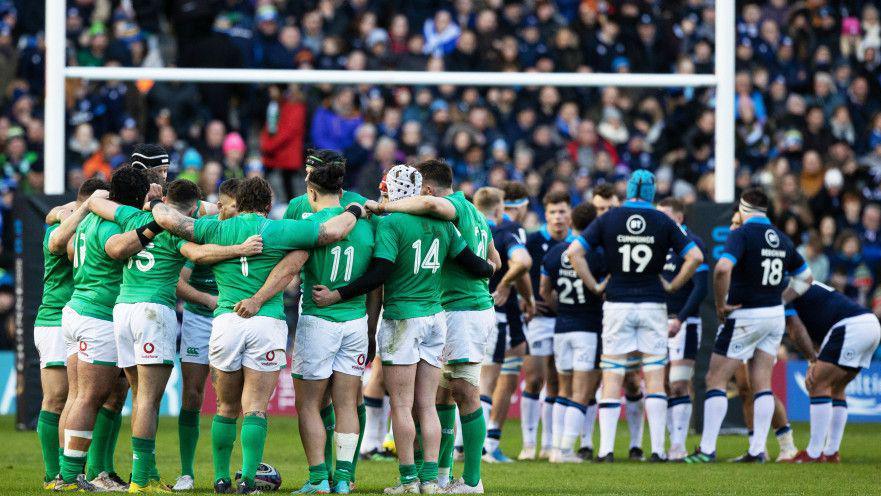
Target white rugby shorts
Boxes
[292,314,368,380]
[180,310,213,365]
[378,313,446,367]
[713,306,784,361]
[114,302,178,368]
[209,312,287,372]
[554,331,600,372]
[442,308,495,365]
[34,326,68,368]
[602,302,667,355]
[61,305,117,366]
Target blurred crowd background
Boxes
[2,0,881,345]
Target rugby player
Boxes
[317,164,494,494]
[540,204,606,463]
[784,282,880,462]
[520,191,574,460]
[686,188,812,463]
[656,198,709,461]
[566,170,704,462]
[152,176,364,493]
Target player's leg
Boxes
[383,363,419,491]
[734,361,754,432]
[579,369,601,459]
[596,303,637,462]
[294,377,331,490]
[561,332,596,463]
[823,379,855,462]
[130,363,173,490]
[623,369,645,460]
[210,367,243,490]
[549,332,573,463]
[415,360,443,489]
[634,303,669,462]
[487,351,524,456]
[38,366,67,486]
[745,349,776,459]
[771,394,798,462]
[87,373,128,491]
[519,353,544,458]
[686,352,742,461]
[479,317,504,463]
[798,361,851,461]
[57,354,78,486]
[541,353,558,458]
[667,317,699,460]
[176,310,212,489]
[239,366,282,492]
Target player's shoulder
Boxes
[544,241,569,262]
[284,194,310,219]
[341,189,368,205]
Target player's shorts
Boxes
[179,310,213,365]
[668,316,702,362]
[713,306,784,361]
[554,331,601,372]
[209,312,287,372]
[442,308,495,365]
[34,326,68,368]
[526,316,554,357]
[378,312,446,367]
[113,302,178,368]
[818,313,881,371]
[602,302,667,355]
[292,314,368,380]
[61,305,117,366]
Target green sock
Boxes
[333,460,354,483]
[37,411,61,482]
[240,415,268,486]
[178,409,200,477]
[414,423,424,474]
[131,437,156,486]
[308,463,329,485]
[149,415,160,481]
[211,415,237,483]
[460,407,486,487]
[398,464,417,485]
[85,407,115,479]
[320,404,335,476]
[436,404,456,476]
[61,454,87,483]
[105,409,122,475]
[352,403,366,482]
[419,461,438,483]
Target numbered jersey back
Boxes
[542,242,605,333]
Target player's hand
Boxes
[716,303,741,322]
[237,235,264,256]
[492,283,511,307]
[660,276,674,293]
[345,202,367,218]
[522,296,536,322]
[146,183,164,202]
[534,299,550,314]
[312,285,342,307]
[668,318,682,337]
[206,295,219,311]
[364,199,383,215]
[89,189,110,201]
[805,361,817,390]
[234,298,261,318]
[592,276,609,295]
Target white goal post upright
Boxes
[44,1,736,203]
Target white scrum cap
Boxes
[385,164,423,202]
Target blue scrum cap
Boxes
[626,169,656,202]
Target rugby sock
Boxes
[61,428,91,482]
[178,408,200,478]
[541,396,555,451]
[645,394,668,456]
[106,409,122,475]
[748,390,774,457]
[85,407,115,479]
[398,464,418,485]
[668,395,692,449]
[460,407,485,487]
[824,400,848,455]
[211,415,237,483]
[562,400,586,455]
[520,391,540,449]
[775,423,796,453]
[419,461,438,483]
[598,402,620,457]
[437,404,456,484]
[625,393,645,449]
[334,432,358,483]
[484,419,501,454]
[37,410,61,482]
[454,410,464,452]
[362,395,384,453]
[414,423,424,474]
[308,464,329,484]
[240,415,268,486]
[480,395,492,427]
[320,404,336,475]
[131,437,156,486]
[552,397,567,451]
[807,397,832,458]
[352,403,366,480]
[581,399,597,449]
[699,389,727,455]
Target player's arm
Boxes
[664,244,704,293]
[48,193,101,255]
[88,196,124,222]
[366,287,383,362]
[367,196,456,221]
[452,245,495,278]
[515,271,536,321]
[782,253,814,303]
[235,250,310,318]
[315,204,366,246]
[539,274,557,312]
[784,312,818,362]
[179,235,264,264]
[312,257,394,307]
[566,239,605,295]
[46,201,78,225]
[713,257,740,321]
[151,202,196,241]
[176,265,218,310]
[493,245,531,306]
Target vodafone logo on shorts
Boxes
[142,342,157,359]
[266,351,276,361]
[79,341,87,351]
[260,350,280,367]
[354,353,366,371]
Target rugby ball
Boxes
[235,463,282,491]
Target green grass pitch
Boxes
[1,416,879,495]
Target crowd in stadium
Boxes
[2,0,881,333]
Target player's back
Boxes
[300,207,375,322]
[284,190,367,220]
[68,213,125,320]
[35,224,74,326]
[543,241,606,332]
[490,219,526,311]
[441,191,493,311]
[663,228,708,317]
[788,282,872,340]
[373,212,465,320]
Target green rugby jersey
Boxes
[35,224,74,327]
[440,191,494,311]
[68,213,125,321]
[301,207,375,322]
[194,212,320,320]
[373,212,466,320]
[283,190,368,220]
[182,257,218,317]
[114,205,187,308]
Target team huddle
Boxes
[32,144,881,494]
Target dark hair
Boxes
[219,178,241,198]
[308,160,345,194]
[77,177,109,202]
[571,203,597,231]
[131,143,169,169]
[166,179,201,211]
[593,183,617,200]
[109,165,150,208]
[740,187,769,210]
[305,148,346,169]
[236,177,273,214]
[145,167,166,188]
[502,181,529,202]
[416,159,454,189]
[657,197,684,214]
[543,190,571,206]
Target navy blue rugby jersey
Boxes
[785,282,872,343]
[541,241,606,333]
[527,225,576,317]
[663,226,709,318]
[489,218,527,312]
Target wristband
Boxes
[345,204,364,219]
[146,220,165,234]
[149,199,163,209]
[135,226,151,247]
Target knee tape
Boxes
[442,362,482,388]
[501,356,523,375]
[641,354,668,372]
[669,364,694,382]
[600,356,629,375]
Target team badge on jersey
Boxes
[765,229,780,248]
[626,215,646,234]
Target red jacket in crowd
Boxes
[260,100,307,171]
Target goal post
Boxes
[44,1,736,203]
